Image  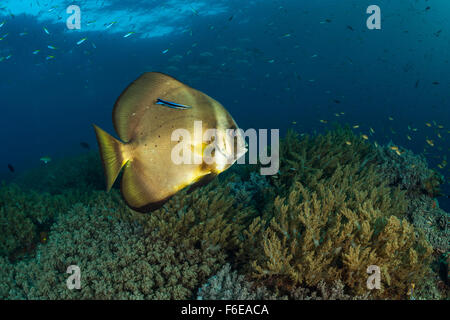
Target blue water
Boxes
[0,0,448,208]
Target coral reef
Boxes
[238,128,435,299]
[0,126,447,300]
[12,152,104,195]
[197,264,281,300]
[197,264,369,300]
[376,144,444,197]
[0,180,254,299]
[0,183,75,260]
[407,195,449,254]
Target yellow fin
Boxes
[120,159,173,212]
[93,124,129,191]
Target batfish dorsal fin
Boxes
[113,72,195,142]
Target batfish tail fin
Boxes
[93,124,129,191]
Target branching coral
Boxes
[238,128,433,299]
[0,183,75,260]
[1,126,445,300]
[376,143,444,197]
[2,179,255,300]
[274,126,377,193]
[12,152,104,195]
[197,264,281,300]
[197,264,370,300]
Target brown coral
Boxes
[239,128,433,299]
[2,178,254,300]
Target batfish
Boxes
[93,72,247,212]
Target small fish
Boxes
[92,42,97,49]
[156,98,192,110]
[426,139,434,147]
[77,37,87,45]
[19,32,28,36]
[46,55,54,60]
[190,6,199,15]
[268,59,275,63]
[32,49,40,54]
[292,121,297,125]
[47,45,57,50]
[425,122,432,127]
[281,33,291,38]
[347,25,354,31]
[80,142,90,149]
[432,81,439,85]
[353,125,359,129]
[362,134,369,140]
[40,231,48,244]
[105,21,117,29]
[407,135,412,141]
[124,32,135,38]
[345,141,352,145]
[0,21,5,28]
[369,127,375,134]
[390,146,399,151]
[40,156,51,164]
[43,27,50,34]
[5,54,12,60]
[7,164,14,172]
[162,49,169,54]
[319,119,328,124]
[395,149,402,156]
[388,116,394,121]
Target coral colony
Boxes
[0,127,448,299]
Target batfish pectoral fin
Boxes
[187,172,217,194]
[120,158,176,213]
